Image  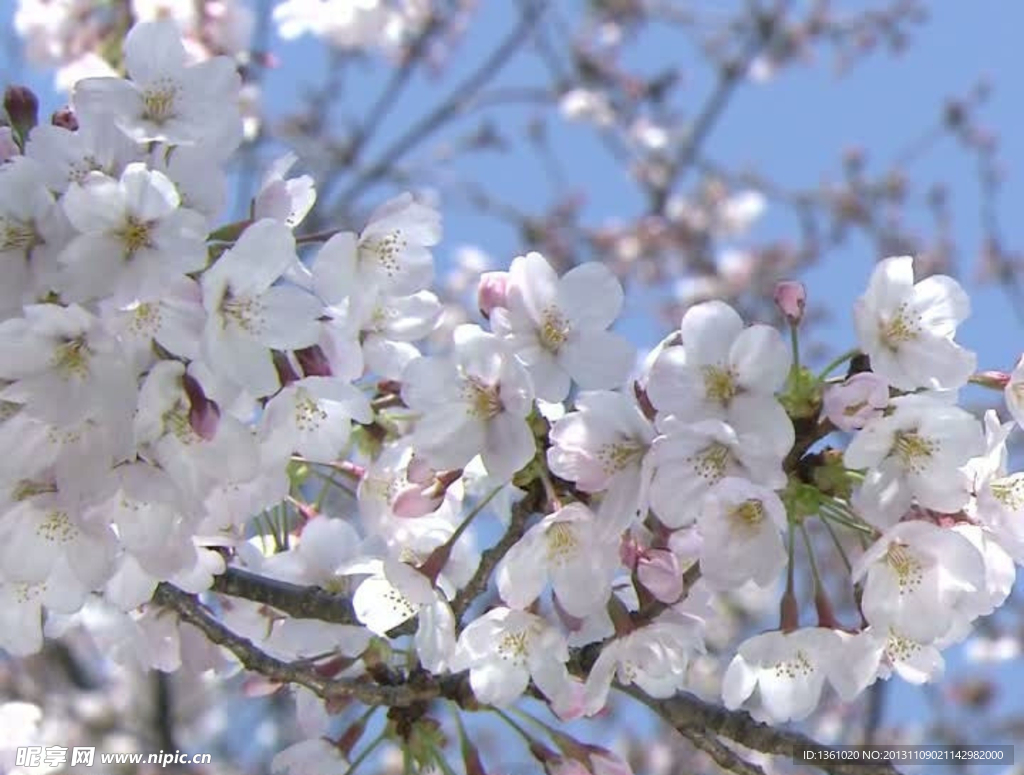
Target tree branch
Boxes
[450,486,540,627]
[210,566,359,625]
[152,583,439,708]
[626,688,903,775]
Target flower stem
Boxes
[817,348,860,381]
[344,730,386,775]
[819,512,854,575]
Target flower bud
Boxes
[182,372,220,440]
[294,345,332,377]
[822,372,889,431]
[391,483,444,519]
[51,106,79,131]
[477,271,509,319]
[774,279,806,325]
[637,549,682,603]
[4,85,39,139]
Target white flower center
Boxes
[892,430,936,474]
[702,365,738,405]
[142,78,180,125]
[545,522,579,565]
[128,302,162,337]
[687,442,731,485]
[14,582,45,605]
[990,475,1024,511]
[1,217,40,253]
[497,629,530,664]
[596,440,645,475]
[772,649,814,679]
[116,215,153,257]
[729,498,765,531]
[361,229,406,278]
[162,402,201,445]
[462,377,503,419]
[294,392,327,432]
[879,304,920,350]
[539,306,571,353]
[220,291,265,336]
[381,585,417,619]
[885,542,924,594]
[884,629,921,664]
[51,337,91,381]
[37,510,78,544]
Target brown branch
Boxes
[152,583,437,708]
[210,567,359,624]
[681,727,767,775]
[627,688,903,775]
[450,486,540,627]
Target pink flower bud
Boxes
[973,370,1010,389]
[637,549,682,603]
[822,372,889,431]
[4,85,38,138]
[477,271,510,318]
[390,483,443,518]
[182,372,220,441]
[295,345,332,377]
[774,279,806,325]
[50,106,78,131]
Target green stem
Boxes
[450,485,504,547]
[819,512,854,575]
[345,731,386,775]
[789,322,801,375]
[817,348,860,381]
[492,708,538,746]
[800,523,822,591]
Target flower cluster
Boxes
[4,17,1024,772]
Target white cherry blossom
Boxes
[696,477,788,590]
[73,20,242,147]
[402,324,535,482]
[854,255,975,391]
[647,402,792,528]
[0,303,134,427]
[582,616,704,715]
[851,520,986,644]
[547,390,655,535]
[845,394,983,530]
[200,219,323,397]
[646,300,790,421]
[449,607,576,712]
[60,163,208,304]
[722,627,842,723]
[260,376,372,466]
[496,503,621,617]
[491,252,635,402]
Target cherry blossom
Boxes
[73,20,242,147]
[646,300,790,422]
[845,393,983,529]
[491,251,636,402]
[402,324,535,482]
[547,390,656,534]
[496,502,621,617]
[853,255,976,391]
[722,628,843,722]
